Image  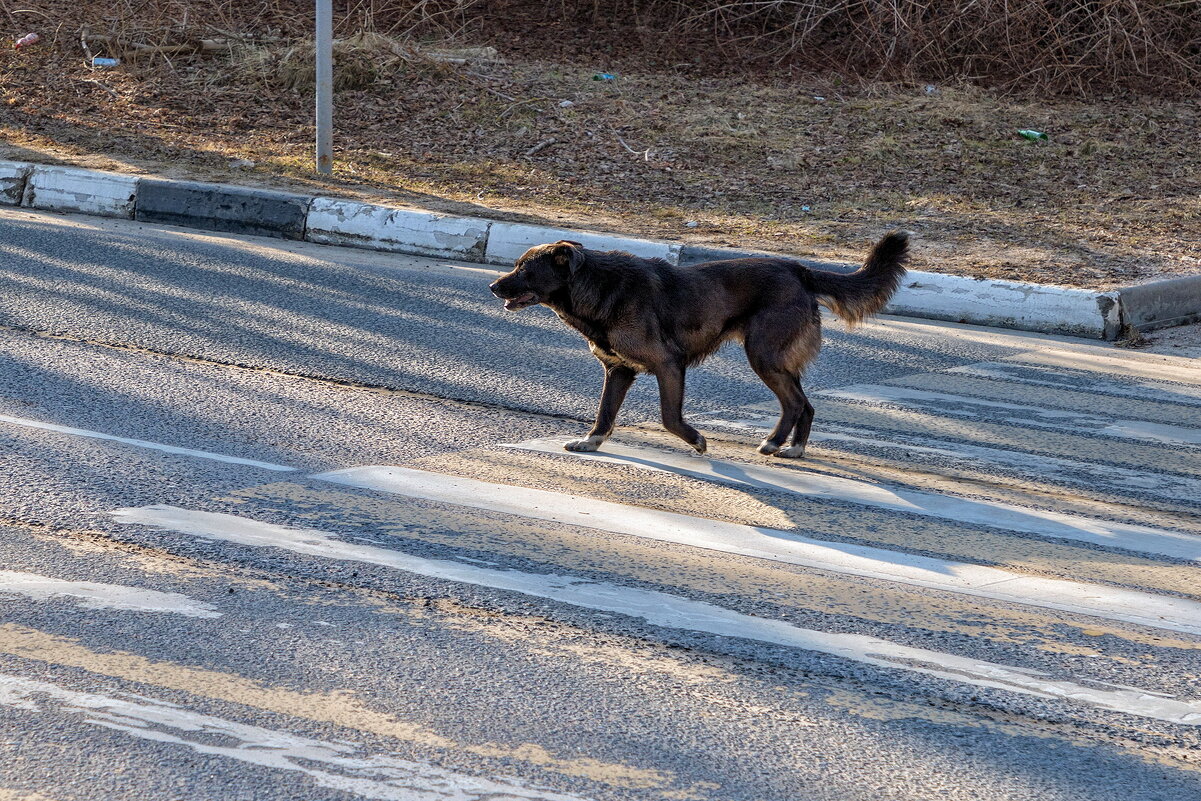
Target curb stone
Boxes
[889,274,1122,340]
[1,159,1195,340]
[135,179,312,240]
[22,164,138,218]
[1117,274,1201,332]
[0,160,31,206]
[484,221,681,266]
[306,198,490,261]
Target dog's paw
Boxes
[564,437,602,453]
[773,444,807,459]
[757,439,781,456]
[690,435,708,455]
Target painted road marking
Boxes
[0,570,221,618]
[110,506,1201,725]
[0,413,296,472]
[889,372,1201,427]
[698,398,1201,477]
[0,624,668,791]
[1002,349,1201,386]
[304,467,1201,635]
[0,673,590,801]
[947,362,1201,408]
[506,438,1201,560]
[818,385,1201,448]
[803,423,1200,501]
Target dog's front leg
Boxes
[654,361,707,455]
[565,365,637,452]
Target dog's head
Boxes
[489,240,584,311]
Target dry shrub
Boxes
[663,0,1201,95]
[6,0,1197,96]
[248,32,406,92]
[340,0,1201,96]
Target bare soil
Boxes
[1,19,1199,289]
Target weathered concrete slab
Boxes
[0,160,32,206]
[22,165,138,218]
[1119,275,1201,332]
[306,198,490,261]
[135,180,311,239]
[485,222,681,266]
[888,271,1122,339]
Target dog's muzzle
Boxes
[490,280,539,311]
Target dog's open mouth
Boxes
[503,291,538,311]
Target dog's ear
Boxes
[551,240,585,273]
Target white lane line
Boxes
[947,362,1201,408]
[819,385,1201,448]
[691,411,1201,500]
[1004,349,1201,386]
[0,570,221,618]
[308,466,1201,636]
[0,673,589,801]
[507,438,1201,560]
[0,413,297,472]
[111,506,1201,725]
[808,424,1201,500]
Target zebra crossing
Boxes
[3,336,1201,799]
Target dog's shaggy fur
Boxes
[490,232,910,457]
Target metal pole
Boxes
[315,0,333,174]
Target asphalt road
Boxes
[2,207,1200,801]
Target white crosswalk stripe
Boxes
[109,505,1201,726]
[695,357,1201,498]
[819,384,1201,447]
[0,673,591,801]
[305,465,1201,635]
[0,570,221,618]
[946,362,1201,407]
[8,349,1201,733]
[505,438,1201,561]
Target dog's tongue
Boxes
[504,292,537,310]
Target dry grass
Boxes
[0,2,1199,288]
[668,0,1201,96]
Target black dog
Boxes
[490,232,909,458]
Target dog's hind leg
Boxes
[566,365,637,452]
[774,391,815,459]
[745,308,820,458]
[749,368,805,456]
[654,361,707,454]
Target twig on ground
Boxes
[612,129,652,161]
[76,79,119,99]
[481,85,517,102]
[525,138,558,157]
[79,25,94,63]
[500,96,557,117]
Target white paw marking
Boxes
[564,436,603,453]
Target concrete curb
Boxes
[135,179,311,240]
[1,159,1195,340]
[22,164,138,218]
[484,221,681,266]
[890,273,1122,340]
[681,242,1123,338]
[1117,274,1201,333]
[0,160,32,206]
[306,198,489,260]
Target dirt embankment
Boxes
[1,2,1199,288]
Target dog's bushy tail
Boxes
[802,231,910,327]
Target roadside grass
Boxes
[1,21,1198,287]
